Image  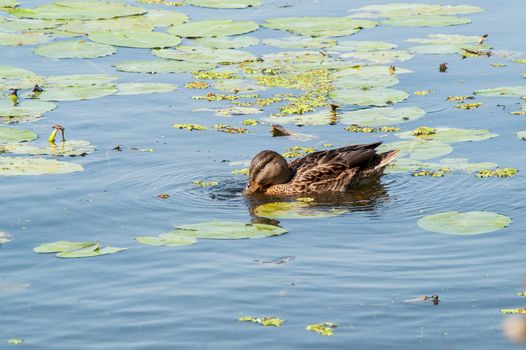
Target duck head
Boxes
[244,150,291,194]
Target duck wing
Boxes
[287,142,388,193]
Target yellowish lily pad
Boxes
[175,221,287,240]
[254,202,346,220]
[0,156,83,175]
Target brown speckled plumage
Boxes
[244,142,399,195]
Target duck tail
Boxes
[375,149,400,170]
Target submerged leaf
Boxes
[418,211,511,235]
[254,202,346,220]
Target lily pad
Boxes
[44,74,118,87]
[330,88,409,107]
[194,36,259,49]
[88,30,181,49]
[0,100,56,123]
[25,84,117,101]
[350,4,484,18]
[136,233,197,247]
[168,20,259,38]
[330,40,397,52]
[378,140,453,160]
[340,50,414,64]
[0,17,62,33]
[474,86,526,97]
[382,15,471,27]
[175,221,287,239]
[0,31,51,46]
[265,109,337,126]
[0,0,18,7]
[0,66,43,90]
[186,0,261,9]
[114,60,215,73]
[34,240,126,258]
[1,140,95,157]
[152,46,256,63]
[263,17,378,37]
[213,79,266,93]
[0,127,37,143]
[115,83,177,95]
[418,211,511,235]
[254,202,346,220]
[0,156,83,175]
[263,36,337,49]
[397,128,497,143]
[406,33,486,45]
[144,9,188,27]
[333,74,399,90]
[34,39,116,59]
[59,16,154,34]
[517,131,526,140]
[408,43,490,55]
[10,1,147,20]
[386,157,497,174]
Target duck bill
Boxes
[244,181,262,194]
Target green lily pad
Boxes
[378,140,453,160]
[10,1,147,20]
[382,15,471,27]
[332,65,412,78]
[212,79,266,93]
[59,16,154,35]
[136,233,197,247]
[33,240,94,253]
[0,31,51,46]
[144,9,189,27]
[44,74,118,87]
[418,211,511,235]
[254,202,347,220]
[397,127,498,143]
[34,39,116,59]
[88,30,181,48]
[186,0,261,9]
[406,33,485,45]
[350,4,483,19]
[115,83,177,95]
[330,40,397,52]
[333,74,399,90]
[0,156,83,175]
[386,157,497,174]
[34,240,126,258]
[25,84,117,101]
[0,17,62,33]
[0,127,37,143]
[0,66,43,90]
[330,88,409,107]
[340,50,414,64]
[168,20,258,38]
[0,100,56,123]
[408,43,490,55]
[57,246,126,258]
[263,36,337,49]
[194,36,259,49]
[263,17,378,37]
[175,221,287,240]
[152,46,256,63]
[265,109,337,126]
[474,86,526,97]
[1,140,95,157]
[114,59,215,73]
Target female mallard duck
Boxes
[244,142,399,195]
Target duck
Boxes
[243,142,399,195]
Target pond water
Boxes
[2,0,526,348]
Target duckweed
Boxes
[193,180,219,187]
[412,127,437,136]
[172,124,208,131]
[306,323,337,336]
[414,89,434,96]
[241,119,258,125]
[185,81,209,89]
[456,102,482,109]
[238,316,284,327]
[447,95,474,102]
[192,71,236,80]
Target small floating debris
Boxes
[501,308,526,314]
[412,169,449,177]
[213,124,248,134]
[172,123,207,131]
[193,180,218,188]
[404,295,440,305]
[158,193,170,199]
[231,168,249,176]
[0,232,12,244]
[254,256,296,265]
[239,316,284,327]
[185,81,209,89]
[414,90,434,96]
[439,63,448,72]
[241,119,258,126]
[7,338,24,345]
[456,102,482,110]
[306,322,337,336]
[447,95,474,102]
[477,168,518,178]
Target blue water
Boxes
[2,0,526,348]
